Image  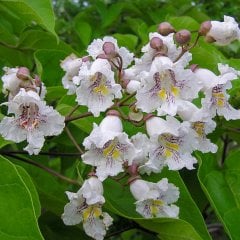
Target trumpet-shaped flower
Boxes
[82,115,137,181]
[197,64,240,120]
[75,59,122,117]
[141,116,197,173]
[62,177,113,240]
[0,89,65,155]
[177,102,217,153]
[136,56,200,116]
[130,178,179,218]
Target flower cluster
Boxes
[1,15,240,240]
[0,67,65,154]
[59,15,240,239]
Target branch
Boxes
[65,111,93,123]
[220,134,229,166]
[65,126,84,154]
[2,153,80,186]
[0,150,81,157]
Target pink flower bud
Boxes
[102,42,116,56]
[158,22,175,36]
[199,21,212,36]
[175,29,191,45]
[150,37,164,50]
[16,67,30,81]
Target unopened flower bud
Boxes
[150,37,164,50]
[199,21,212,36]
[16,67,30,81]
[126,80,140,94]
[100,113,123,133]
[103,42,116,56]
[158,22,175,36]
[175,29,191,45]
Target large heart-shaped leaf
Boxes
[0,155,43,240]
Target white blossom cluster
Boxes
[0,67,65,154]
[0,15,240,240]
[59,15,240,239]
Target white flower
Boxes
[75,59,122,117]
[62,177,113,240]
[0,89,65,155]
[130,178,179,218]
[142,116,197,173]
[177,102,217,153]
[82,115,137,181]
[60,54,85,95]
[87,36,133,68]
[199,64,240,120]
[207,16,240,46]
[136,56,200,116]
[1,67,21,99]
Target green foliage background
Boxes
[0,0,240,239]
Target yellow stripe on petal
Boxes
[165,142,179,151]
[158,89,167,100]
[82,206,102,222]
[192,122,205,137]
[213,92,225,107]
[171,86,179,97]
[103,141,120,159]
[164,149,172,158]
[93,85,109,95]
[150,199,164,216]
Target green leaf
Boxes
[197,151,240,239]
[17,161,68,216]
[0,17,18,46]
[45,86,67,102]
[34,49,67,86]
[0,155,43,240]
[113,33,138,52]
[0,0,56,37]
[191,40,226,72]
[74,21,92,47]
[167,16,199,31]
[0,44,33,68]
[96,2,123,28]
